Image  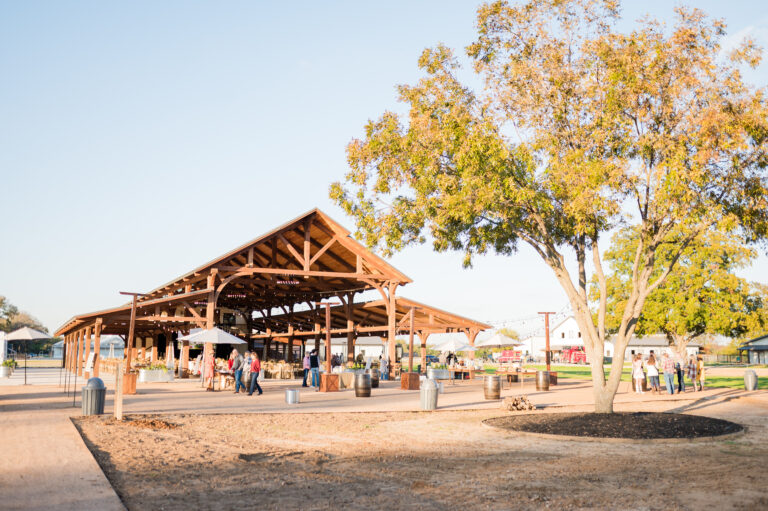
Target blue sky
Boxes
[1,1,767,335]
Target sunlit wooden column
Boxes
[180,339,189,377]
[420,331,430,374]
[346,298,355,363]
[387,282,397,377]
[468,329,479,360]
[64,334,71,372]
[83,326,92,379]
[151,333,158,362]
[204,271,217,387]
[76,329,84,377]
[93,320,102,378]
[287,329,294,363]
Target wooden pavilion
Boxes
[54,209,490,381]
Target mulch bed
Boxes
[485,412,742,439]
[103,416,178,430]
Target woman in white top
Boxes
[632,354,645,394]
[646,354,660,394]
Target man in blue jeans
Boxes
[309,349,320,388]
[231,349,244,394]
[661,352,676,395]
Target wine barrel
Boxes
[355,373,371,397]
[536,370,550,391]
[484,375,501,400]
[367,368,379,388]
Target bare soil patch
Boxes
[485,412,742,439]
[73,406,768,511]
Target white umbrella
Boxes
[178,328,245,389]
[178,327,246,344]
[474,332,522,348]
[165,341,175,370]
[424,332,468,347]
[433,337,477,353]
[6,327,52,385]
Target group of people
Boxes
[631,351,704,395]
[301,350,321,388]
[225,349,263,396]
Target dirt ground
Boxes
[74,396,768,511]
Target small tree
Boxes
[600,228,767,355]
[330,0,768,412]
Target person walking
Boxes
[674,352,686,393]
[302,352,310,387]
[204,350,215,391]
[661,352,676,395]
[380,356,389,381]
[646,354,661,394]
[231,349,245,394]
[242,351,252,386]
[687,355,699,392]
[696,354,705,391]
[248,352,263,396]
[632,354,645,394]
[309,349,320,388]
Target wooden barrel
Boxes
[536,370,550,391]
[483,375,501,400]
[367,368,379,388]
[354,373,371,397]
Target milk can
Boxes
[420,378,438,410]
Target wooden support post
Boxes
[401,307,420,390]
[76,329,84,377]
[151,334,158,362]
[420,331,428,375]
[93,320,102,378]
[203,270,217,389]
[316,300,340,392]
[287,334,294,363]
[181,341,190,377]
[346,294,355,363]
[539,311,555,372]
[83,326,92,379]
[468,330,478,360]
[114,360,124,421]
[387,282,397,378]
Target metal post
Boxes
[117,292,146,419]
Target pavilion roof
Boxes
[55,209,412,337]
[251,296,491,339]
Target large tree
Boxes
[330,0,768,412]
[599,228,767,354]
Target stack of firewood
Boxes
[501,395,536,411]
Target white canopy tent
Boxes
[474,331,522,348]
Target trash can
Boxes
[285,389,300,404]
[420,378,438,411]
[536,370,550,391]
[437,381,444,394]
[744,370,759,391]
[81,377,106,415]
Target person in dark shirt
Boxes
[309,350,320,388]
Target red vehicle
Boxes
[561,346,587,364]
[498,349,523,363]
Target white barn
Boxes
[521,316,700,361]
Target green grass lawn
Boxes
[483,363,768,390]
